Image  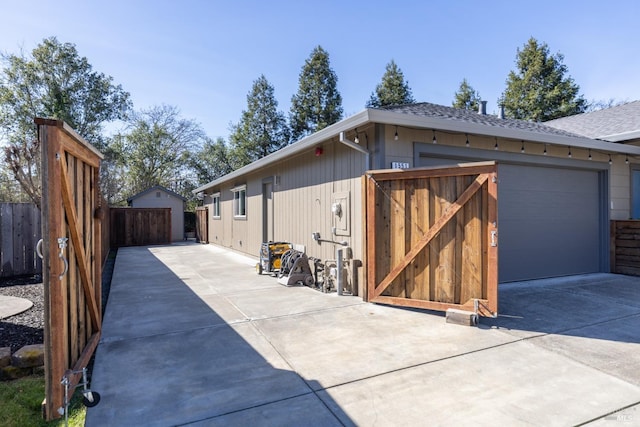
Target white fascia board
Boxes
[599,130,640,142]
[193,110,371,194]
[368,109,640,156]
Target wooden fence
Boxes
[364,162,498,316]
[610,220,640,276]
[110,207,172,247]
[0,203,42,278]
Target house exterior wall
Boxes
[130,190,185,241]
[201,121,635,290]
[204,128,373,295]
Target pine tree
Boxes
[289,46,343,141]
[452,78,481,111]
[366,60,415,108]
[229,75,289,168]
[501,37,587,121]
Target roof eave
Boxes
[193,108,640,195]
[599,130,640,142]
[193,109,371,193]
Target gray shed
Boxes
[128,186,186,242]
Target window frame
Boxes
[231,185,247,219]
[212,192,221,219]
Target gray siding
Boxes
[204,133,371,294]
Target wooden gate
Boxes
[196,206,208,243]
[37,119,103,420]
[110,207,172,247]
[364,162,498,316]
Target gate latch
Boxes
[490,230,498,247]
[57,237,69,280]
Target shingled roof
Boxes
[545,100,640,141]
[379,102,583,138]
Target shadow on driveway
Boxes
[86,245,353,426]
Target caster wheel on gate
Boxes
[83,391,101,407]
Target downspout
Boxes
[339,131,371,170]
[336,131,371,296]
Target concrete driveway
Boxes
[86,243,640,426]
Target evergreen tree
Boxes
[366,60,415,108]
[289,46,343,141]
[452,78,481,111]
[501,37,587,121]
[229,75,289,168]
[0,37,131,207]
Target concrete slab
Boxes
[317,340,640,426]
[87,244,640,426]
[0,295,32,319]
[532,313,640,386]
[224,285,363,320]
[149,244,282,296]
[100,248,233,342]
[87,322,310,426]
[482,275,640,339]
[184,393,344,426]
[253,302,515,390]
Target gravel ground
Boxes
[0,249,115,354]
[0,276,44,353]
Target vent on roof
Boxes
[498,105,505,119]
[478,100,487,115]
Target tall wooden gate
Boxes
[364,162,498,316]
[196,206,208,243]
[37,119,103,420]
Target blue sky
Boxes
[1,0,639,140]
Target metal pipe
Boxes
[336,248,344,296]
[339,131,370,169]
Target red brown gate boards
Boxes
[37,118,103,420]
[363,162,498,317]
[196,206,209,243]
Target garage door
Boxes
[418,157,603,282]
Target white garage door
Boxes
[418,158,604,282]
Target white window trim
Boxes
[231,185,247,219]
[212,192,221,219]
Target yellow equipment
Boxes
[256,242,291,275]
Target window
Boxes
[212,193,221,218]
[232,186,246,218]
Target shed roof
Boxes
[194,103,640,194]
[128,185,187,203]
[545,100,640,142]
